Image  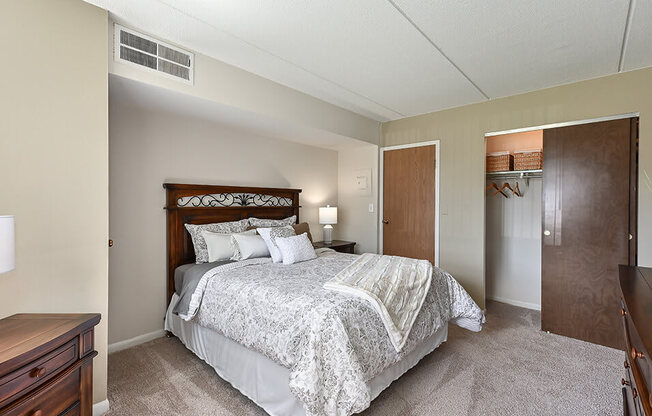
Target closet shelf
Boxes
[486,169,542,179]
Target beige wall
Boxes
[383,67,652,309]
[109,100,339,344]
[0,0,109,405]
[108,23,380,146]
[337,146,379,254]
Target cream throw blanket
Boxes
[324,253,433,352]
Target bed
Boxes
[162,183,484,416]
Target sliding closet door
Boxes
[541,118,636,349]
[383,145,436,264]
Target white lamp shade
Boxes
[319,205,337,225]
[0,215,15,274]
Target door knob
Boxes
[543,230,551,236]
[382,219,389,224]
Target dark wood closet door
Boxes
[383,145,436,263]
[541,117,637,349]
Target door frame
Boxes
[485,112,639,137]
[379,140,440,267]
[482,111,640,311]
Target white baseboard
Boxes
[93,399,110,416]
[108,329,166,354]
[487,295,541,311]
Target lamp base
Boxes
[323,225,333,244]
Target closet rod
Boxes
[486,169,542,180]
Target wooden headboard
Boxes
[164,183,301,303]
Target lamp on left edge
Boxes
[0,215,15,274]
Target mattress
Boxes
[165,293,449,416]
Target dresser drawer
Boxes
[0,339,78,408]
[622,302,652,414]
[624,359,642,415]
[624,387,638,416]
[2,365,80,416]
[60,402,80,416]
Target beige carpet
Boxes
[107,301,623,415]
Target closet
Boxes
[485,131,543,311]
[485,116,638,349]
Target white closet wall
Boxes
[485,178,541,310]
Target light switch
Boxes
[368,203,374,213]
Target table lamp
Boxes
[319,205,337,244]
[0,215,15,274]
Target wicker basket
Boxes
[486,152,514,172]
[514,149,543,170]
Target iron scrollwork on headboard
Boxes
[177,192,293,208]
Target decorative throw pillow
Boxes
[248,215,297,228]
[257,226,296,263]
[247,221,312,242]
[291,222,313,242]
[275,233,317,265]
[185,219,249,263]
[202,229,256,262]
[231,233,270,260]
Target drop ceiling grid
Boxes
[87,0,652,121]
[160,0,485,117]
[622,0,652,71]
[392,0,630,99]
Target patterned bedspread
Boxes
[191,251,484,416]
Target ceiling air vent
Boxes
[114,24,194,84]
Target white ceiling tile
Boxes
[622,0,652,71]
[160,0,486,116]
[392,0,629,99]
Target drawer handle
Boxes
[624,360,629,369]
[621,308,627,316]
[631,348,645,360]
[29,367,46,378]
[622,378,631,386]
[29,410,42,416]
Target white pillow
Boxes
[185,219,250,263]
[257,226,296,263]
[275,233,317,265]
[231,234,270,260]
[202,229,256,262]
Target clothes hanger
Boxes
[494,182,513,197]
[487,182,509,197]
[512,182,523,197]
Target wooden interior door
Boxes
[541,117,637,349]
[383,145,436,264]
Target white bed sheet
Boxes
[165,293,448,416]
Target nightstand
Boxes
[313,240,356,254]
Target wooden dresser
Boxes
[620,265,652,416]
[0,314,101,416]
